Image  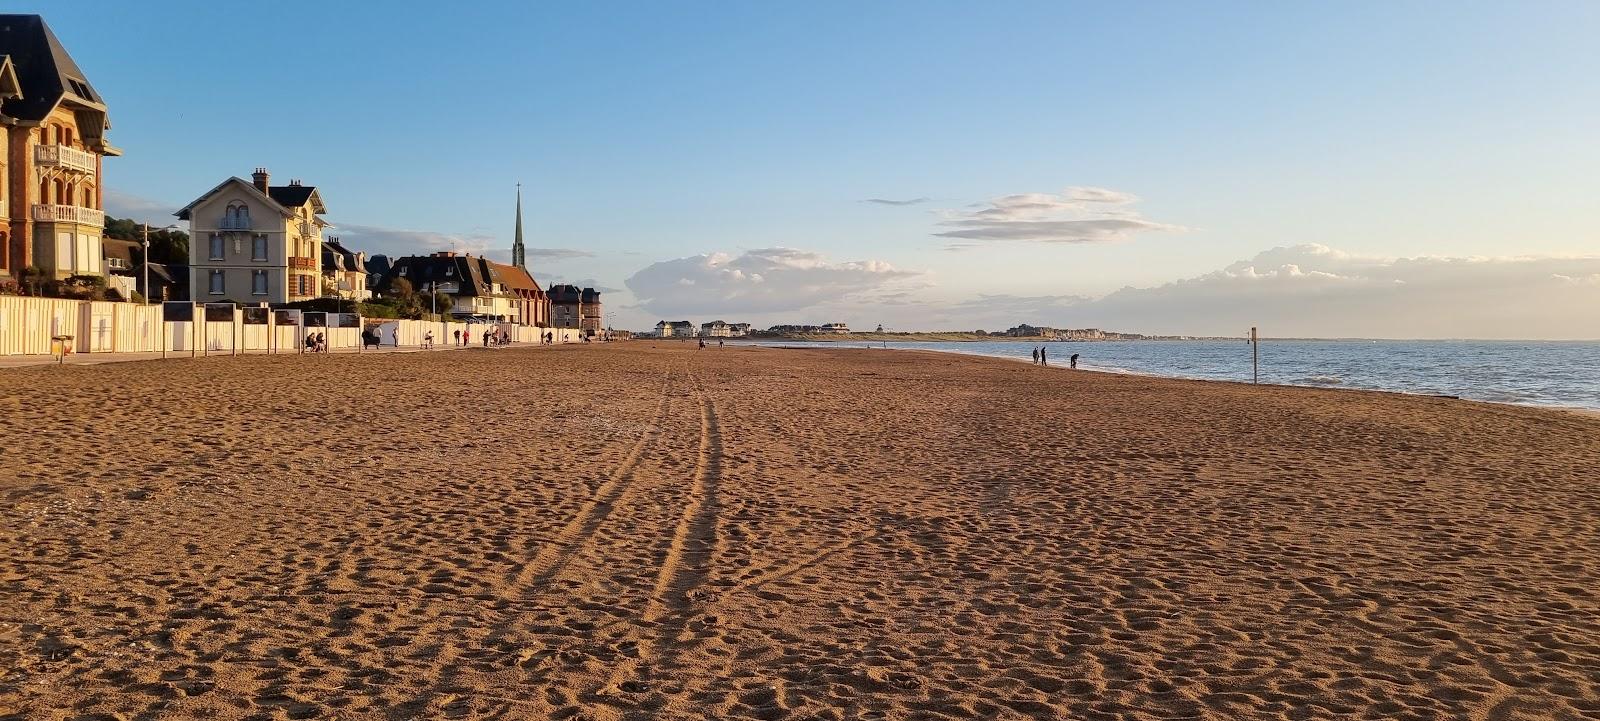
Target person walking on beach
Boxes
[1070,353,1079,369]
[1032,347,1040,364]
[1039,347,1047,365]
[423,330,434,349]
[698,338,706,350]
[452,329,460,347]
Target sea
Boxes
[738,339,1600,412]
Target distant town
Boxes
[644,320,1219,341]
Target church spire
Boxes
[512,183,526,269]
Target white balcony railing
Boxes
[299,221,317,238]
[34,144,98,174]
[219,216,252,230]
[32,204,105,226]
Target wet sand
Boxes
[2,344,1598,720]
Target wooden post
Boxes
[1251,326,1259,385]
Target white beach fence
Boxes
[0,296,586,356]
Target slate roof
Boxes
[0,14,105,121]
[548,284,582,303]
[267,185,317,210]
[382,254,505,298]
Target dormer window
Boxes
[66,78,94,102]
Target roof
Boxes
[101,237,138,263]
[487,260,545,295]
[381,254,506,297]
[268,185,323,212]
[140,262,177,284]
[548,284,582,303]
[0,15,106,122]
[175,177,295,220]
[580,287,601,303]
[322,238,365,274]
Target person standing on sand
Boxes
[1040,347,1047,365]
[452,329,460,347]
[698,338,706,349]
[1070,353,1079,369]
[1032,347,1039,364]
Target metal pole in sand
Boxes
[1251,327,1259,384]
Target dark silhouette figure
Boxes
[1032,347,1039,364]
[1070,353,1079,369]
[1039,347,1048,365]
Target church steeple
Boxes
[512,183,526,269]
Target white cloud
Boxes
[527,247,596,262]
[863,197,930,206]
[932,245,1600,339]
[624,247,923,316]
[935,186,1183,244]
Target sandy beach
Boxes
[2,344,1598,720]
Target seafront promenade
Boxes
[2,344,1597,720]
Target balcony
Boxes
[34,144,98,174]
[288,256,315,270]
[32,204,105,226]
[299,222,318,238]
[219,216,252,231]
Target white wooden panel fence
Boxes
[0,295,592,356]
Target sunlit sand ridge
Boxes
[2,344,1597,720]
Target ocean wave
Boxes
[1302,375,1343,385]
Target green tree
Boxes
[103,216,189,265]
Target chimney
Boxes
[252,168,270,192]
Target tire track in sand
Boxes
[642,371,723,629]
[405,363,677,717]
[505,363,677,593]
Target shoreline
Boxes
[743,340,1600,417]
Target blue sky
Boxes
[25,1,1600,336]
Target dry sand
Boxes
[2,344,1598,721]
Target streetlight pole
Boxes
[141,224,150,306]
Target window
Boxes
[209,234,225,260]
[252,270,268,295]
[252,235,267,261]
[209,270,225,295]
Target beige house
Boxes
[0,15,121,282]
[175,168,327,305]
